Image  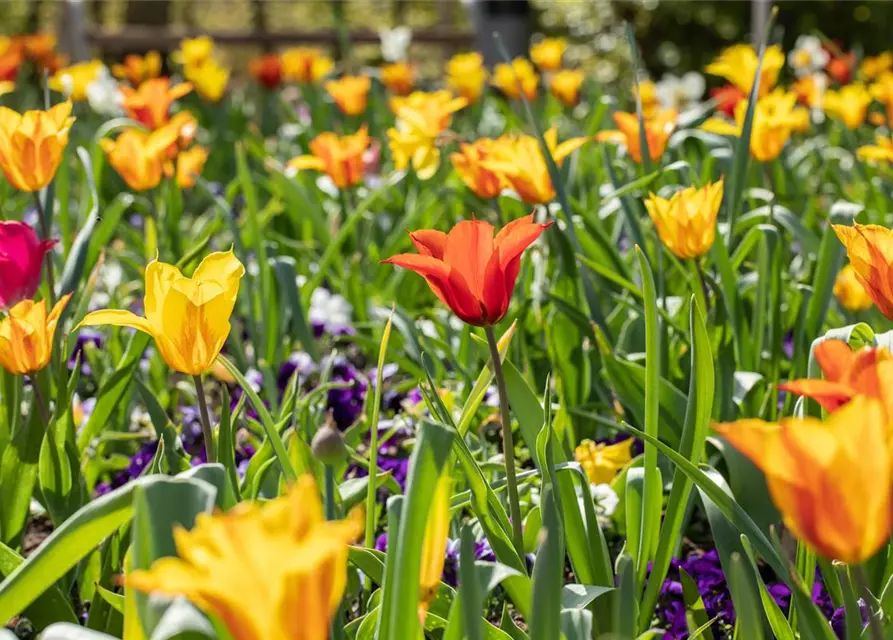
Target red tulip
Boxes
[0,221,55,310]
[383,215,551,326]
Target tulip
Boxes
[0,295,70,375]
[792,73,826,108]
[0,221,56,310]
[249,53,283,90]
[288,127,370,189]
[643,179,723,260]
[184,59,230,103]
[120,77,192,130]
[381,62,415,96]
[636,80,661,120]
[450,139,504,200]
[446,52,488,103]
[384,215,550,326]
[175,146,208,189]
[711,84,746,118]
[823,82,871,129]
[834,264,874,312]
[550,69,584,106]
[418,467,451,623]
[705,43,784,96]
[100,127,180,192]
[858,135,893,164]
[111,51,162,86]
[483,128,587,204]
[492,58,538,101]
[827,50,855,85]
[715,396,893,564]
[387,92,466,180]
[575,438,633,485]
[833,223,893,320]
[530,37,567,72]
[861,52,893,81]
[128,475,363,640]
[325,76,371,116]
[596,110,676,164]
[174,36,215,68]
[0,40,22,84]
[281,47,333,83]
[18,33,56,65]
[49,60,104,101]
[870,72,893,127]
[0,101,75,192]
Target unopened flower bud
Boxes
[312,422,346,465]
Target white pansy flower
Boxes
[86,67,123,116]
[591,483,620,516]
[379,26,412,62]
[789,35,829,77]
[655,72,705,112]
[309,287,353,328]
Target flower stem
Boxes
[192,374,217,463]
[484,325,525,558]
[32,193,55,305]
[324,463,346,640]
[854,564,882,640]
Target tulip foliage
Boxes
[4,17,893,640]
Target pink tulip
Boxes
[0,221,55,310]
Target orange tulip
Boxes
[596,110,676,164]
[111,51,162,86]
[288,127,370,189]
[175,146,208,188]
[383,215,551,326]
[779,339,893,416]
[833,223,893,320]
[530,38,567,72]
[100,127,180,192]
[0,295,70,375]
[550,69,584,106]
[120,77,192,130]
[381,62,415,96]
[249,54,283,90]
[281,47,334,83]
[715,396,893,564]
[0,101,75,192]
[450,139,504,199]
[325,76,370,116]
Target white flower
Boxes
[309,287,353,328]
[86,66,123,116]
[655,72,705,112]
[379,26,412,63]
[591,483,620,516]
[789,35,829,77]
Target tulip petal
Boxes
[77,309,154,336]
[144,259,184,325]
[408,230,448,259]
[192,249,246,303]
[382,253,455,310]
[776,379,854,412]
[813,338,857,382]
[444,219,495,298]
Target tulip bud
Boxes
[0,221,56,311]
[312,420,346,465]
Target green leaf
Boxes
[348,547,386,586]
[0,541,77,628]
[727,553,765,640]
[561,584,613,609]
[680,568,715,640]
[94,585,124,615]
[529,487,563,640]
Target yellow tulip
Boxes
[128,476,363,640]
[282,47,334,83]
[387,91,466,180]
[99,127,180,192]
[550,69,584,106]
[112,51,162,86]
[824,82,872,129]
[49,60,104,101]
[0,295,70,375]
[530,37,567,72]
[174,36,215,68]
[492,58,539,101]
[834,264,874,312]
[833,223,893,320]
[575,438,633,485]
[175,145,208,189]
[0,101,75,192]
[446,52,488,103]
[644,179,724,260]
[78,251,244,375]
[715,396,893,564]
[184,59,230,103]
[858,135,893,164]
[419,467,451,623]
[705,44,784,96]
[636,80,661,120]
[596,109,676,164]
[325,76,371,116]
[861,52,893,81]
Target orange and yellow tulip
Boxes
[779,340,893,415]
[597,110,676,164]
[79,251,245,375]
[715,396,893,564]
[446,52,488,103]
[120,77,192,130]
[384,215,550,326]
[834,264,875,312]
[128,476,363,640]
[643,179,724,259]
[249,53,283,90]
[175,146,208,189]
[833,223,893,320]
[823,82,872,129]
[325,76,370,116]
[492,58,538,101]
[530,37,567,72]
[550,69,584,106]
[0,101,75,192]
[112,51,162,86]
[288,127,370,189]
[281,47,334,83]
[381,62,415,95]
[705,44,784,96]
[636,80,661,120]
[0,295,71,375]
[100,127,180,192]
[450,139,504,200]
[575,438,633,485]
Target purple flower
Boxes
[327,357,367,430]
[69,329,103,377]
[278,351,317,392]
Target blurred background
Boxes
[3,1,892,81]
